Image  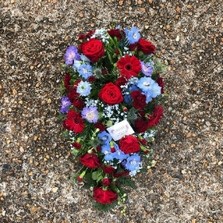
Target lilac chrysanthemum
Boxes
[77,81,92,96]
[125,27,141,44]
[60,96,71,113]
[64,46,80,65]
[141,61,154,77]
[81,106,98,123]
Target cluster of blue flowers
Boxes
[98,131,142,176]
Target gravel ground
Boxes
[0,0,223,222]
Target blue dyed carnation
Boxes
[77,81,92,96]
[77,63,93,79]
[125,27,141,44]
[123,153,142,176]
[60,96,71,113]
[64,46,80,65]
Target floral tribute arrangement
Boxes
[60,26,165,209]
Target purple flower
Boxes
[60,96,71,113]
[141,61,154,76]
[81,106,99,123]
[64,46,80,65]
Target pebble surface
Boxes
[0,0,223,222]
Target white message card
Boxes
[107,119,135,141]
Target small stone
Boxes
[52,187,58,193]
[176,35,180,42]
[148,0,153,3]
[176,6,181,13]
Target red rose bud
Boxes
[80,38,104,63]
[99,83,123,105]
[110,147,116,153]
[108,29,123,40]
[102,178,111,186]
[134,118,149,133]
[80,153,100,169]
[119,135,140,154]
[138,38,156,54]
[93,187,117,204]
[72,142,81,149]
[94,122,106,131]
[77,175,83,182]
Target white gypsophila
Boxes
[91,28,109,43]
[85,99,99,107]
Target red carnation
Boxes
[64,73,72,90]
[63,110,85,134]
[138,38,156,54]
[94,122,106,131]
[99,83,123,105]
[147,105,164,128]
[108,29,124,40]
[157,77,165,94]
[102,165,115,174]
[80,38,104,63]
[131,90,146,110]
[93,187,117,204]
[119,135,140,154]
[78,30,95,40]
[134,118,149,133]
[115,76,127,87]
[117,55,141,79]
[80,153,100,169]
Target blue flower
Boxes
[76,81,92,96]
[81,106,98,123]
[141,61,154,76]
[60,96,71,113]
[77,63,93,79]
[129,84,139,92]
[137,77,154,92]
[64,46,80,65]
[112,144,129,162]
[124,94,132,104]
[125,27,141,44]
[123,153,142,176]
[98,131,112,145]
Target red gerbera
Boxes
[117,55,141,79]
[63,110,85,134]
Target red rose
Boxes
[93,187,117,204]
[119,135,140,154]
[131,90,146,110]
[99,83,123,105]
[102,178,111,186]
[80,38,104,63]
[147,105,164,128]
[138,38,156,54]
[80,153,100,169]
[134,118,148,133]
[117,55,141,79]
[63,110,85,133]
[157,77,165,94]
[102,165,115,174]
[108,29,123,40]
